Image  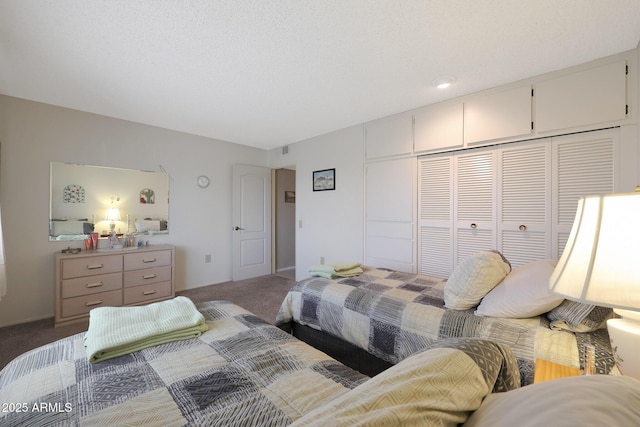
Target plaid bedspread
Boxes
[275,267,614,385]
[0,301,368,426]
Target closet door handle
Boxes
[519,224,527,231]
[470,223,477,229]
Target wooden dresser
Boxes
[55,244,175,327]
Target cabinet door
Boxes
[418,154,454,277]
[454,149,497,266]
[464,84,533,145]
[552,129,617,258]
[365,158,416,272]
[364,113,413,160]
[497,141,552,268]
[536,60,627,133]
[414,102,464,153]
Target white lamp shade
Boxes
[549,193,640,311]
[105,208,121,222]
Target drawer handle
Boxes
[143,274,157,279]
[142,258,157,263]
[86,282,104,288]
[85,300,103,307]
[143,290,157,295]
[86,264,104,270]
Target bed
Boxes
[1,298,639,426]
[275,254,617,386]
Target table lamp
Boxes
[549,192,640,379]
[105,207,121,233]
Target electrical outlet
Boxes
[320,256,325,264]
[205,254,211,263]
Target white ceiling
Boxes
[1,1,639,150]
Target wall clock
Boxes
[196,175,210,188]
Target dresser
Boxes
[55,244,175,327]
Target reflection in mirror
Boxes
[50,163,169,241]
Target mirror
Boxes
[50,162,169,241]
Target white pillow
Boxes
[475,259,564,318]
[444,251,511,310]
[463,375,640,427]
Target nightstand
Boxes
[534,358,582,384]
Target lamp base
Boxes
[607,309,640,379]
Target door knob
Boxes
[234,226,244,231]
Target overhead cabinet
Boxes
[414,102,464,153]
[364,112,413,160]
[535,60,627,133]
[464,84,533,145]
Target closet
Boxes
[418,128,618,277]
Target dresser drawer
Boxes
[61,289,122,318]
[62,255,122,279]
[124,249,172,270]
[124,265,172,287]
[124,281,173,305]
[62,272,122,298]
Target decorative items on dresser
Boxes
[54,244,175,327]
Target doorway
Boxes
[274,168,296,280]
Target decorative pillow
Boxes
[547,299,614,332]
[135,219,161,232]
[444,251,511,310]
[475,259,564,318]
[463,375,640,427]
[291,338,520,427]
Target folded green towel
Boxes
[331,262,361,272]
[335,266,363,277]
[84,296,208,363]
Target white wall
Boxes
[0,95,268,327]
[269,125,365,281]
[275,168,296,271]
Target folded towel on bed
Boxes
[308,263,363,279]
[84,296,208,363]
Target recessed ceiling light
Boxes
[433,76,456,89]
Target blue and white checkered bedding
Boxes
[275,267,615,385]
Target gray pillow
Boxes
[547,299,614,332]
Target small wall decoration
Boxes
[285,191,296,203]
[63,184,85,203]
[313,168,335,191]
[140,188,155,204]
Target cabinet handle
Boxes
[86,282,103,288]
[86,264,104,270]
[470,223,477,229]
[519,224,527,231]
[85,300,103,307]
[143,290,157,295]
[143,274,157,279]
[142,258,157,263]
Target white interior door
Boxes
[232,164,272,281]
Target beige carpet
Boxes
[0,274,295,370]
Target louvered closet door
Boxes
[418,155,454,277]
[552,129,617,258]
[454,149,497,266]
[497,141,552,268]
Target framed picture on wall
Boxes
[313,168,335,191]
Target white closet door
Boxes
[552,129,618,258]
[418,154,453,277]
[454,148,497,266]
[497,141,551,268]
[365,158,416,272]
